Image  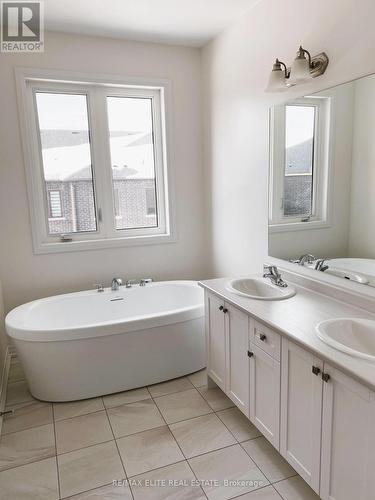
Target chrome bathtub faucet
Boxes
[111,278,123,291]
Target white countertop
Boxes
[199,276,375,391]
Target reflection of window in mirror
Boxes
[269,96,331,232]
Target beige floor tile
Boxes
[242,437,296,483]
[107,399,165,438]
[0,423,55,471]
[2,400,53,434]
[148,377,194,398]
[197,386,235,411]
[170,413,236,458]
[217,407,262,442]
[0,457,59,500]
[154,388,212,424]
[55,410,113,454]
[188,369,207,388]
[54,398,104,421]
[235,485,283,499]
[273,476,320,500]
[58,441,124,498]
[66,482,132,499]
[189,444,269,500]
[130,460,206,500]
[117,425,184,477]
[6,380,34,407]
[103,387,151,408]
[8,360,25,383]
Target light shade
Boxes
[265,60,288,93]
[289,49,313,85]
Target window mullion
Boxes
[87,87,115,237]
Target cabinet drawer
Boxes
[252,321,281,361]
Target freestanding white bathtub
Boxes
[6,280,205,402]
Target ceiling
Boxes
[43,0,262,47]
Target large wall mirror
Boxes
[268,73,375,287]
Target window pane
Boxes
[35,92,97,234]
[106,96,158,230]
[284,105,315,217]
[48,190,62,218]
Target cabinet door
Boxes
[205,292,226,390]
[249,343,280,449]
[320,365,375,500]
[225,303,249,415]
[280,339,323,493]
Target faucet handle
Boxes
[94,283,104,292]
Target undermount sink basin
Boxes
[226,277,296,301]
[316,318,375,361]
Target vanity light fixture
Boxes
[265,58,290,93]
[266,45,329,92]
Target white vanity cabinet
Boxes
[249,342,280,449]
[225,303,249,414]
[205,292,226,390]
[204,289,375,500]
[205,293,249,413]
[281,338,375,500]
[280,339,324,493]
[320,365,375,500]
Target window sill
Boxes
[269,220,331,234]
[33,232,176,254]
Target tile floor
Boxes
[0,357,321,500]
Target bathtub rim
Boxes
[6,280,204,343]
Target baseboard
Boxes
[0,347,12,436]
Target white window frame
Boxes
[269,96,332,233]
[15,68,175,254]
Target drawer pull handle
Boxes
[219,305,224,311]
[312,366,321,376]
[322,372,331,383]
[259,333,267,341]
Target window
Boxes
[17,70,173,253]
[107,96,158,229]
[284,105,315,218]
[269,96,331,232]
[48,190,63,219]
[36,92,97,234]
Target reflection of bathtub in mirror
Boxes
[308,258,375,286]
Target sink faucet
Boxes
[263,265,288,288]
[111,278,123,291]
[291,254,316,266]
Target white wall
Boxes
[0,32,206,311]
[268,84,355,261]
[348,75,375,257]
[202,0,375,278]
